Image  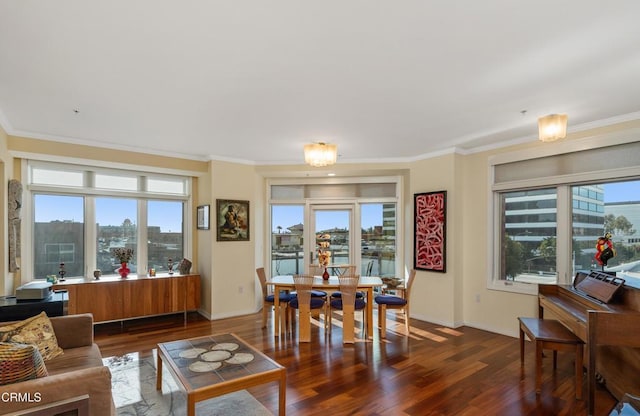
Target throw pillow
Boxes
[0,342,48,385]
[0,312,63,361]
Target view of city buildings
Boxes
[503,182,640,283]
[34,219,183,278]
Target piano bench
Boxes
[518,317,584,399]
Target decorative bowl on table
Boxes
[381,277,403,288]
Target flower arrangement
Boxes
[112,247,134,263]
[316,233,332,267]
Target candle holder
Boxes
[168,258,174,275]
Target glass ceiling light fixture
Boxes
[304,142,337,167]
[538,114,568,142]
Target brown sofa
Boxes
[0,313,115,416]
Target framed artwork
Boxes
[216,199,250,241]
[197,205,210,230]
[414,191,446,272]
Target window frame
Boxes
[23,160,192,279]
[488,129,640,294]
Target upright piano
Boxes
[538,270,640,415]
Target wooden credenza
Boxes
[53,274,200,323]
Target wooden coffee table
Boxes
[156,333,286,416]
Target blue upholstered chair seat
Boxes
[374,295,407,306]
[330,298,366,310]
[311,290,327,298]
[265,292,293,302]
[289,297,326,309]
[331,291,364,299]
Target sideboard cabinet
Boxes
[54,274,200,323]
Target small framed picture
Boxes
[216,199,250,241]
[197,205,210,230]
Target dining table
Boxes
[267,275,383,340]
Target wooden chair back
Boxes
[293,274,314,307]
[256,267,268,298]
[405,269,417,303]
[337,274,360,307]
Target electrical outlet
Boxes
[475,294,481,303]
[238,285,243,294]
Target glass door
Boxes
[309,205,354,272]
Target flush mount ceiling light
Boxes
[538,114,568,142]
[304,142,337,167]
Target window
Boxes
[148,200,184,273]
[28,161,190,279]
[271,205,304,277]
[491,137,640,293]
[361,203,396,277]
[499,189,558,284]
[572,181,640,280]
[268,177,401,279]
[96,198,138,276]
[34,195,84,278]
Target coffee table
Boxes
[156,333,286,416]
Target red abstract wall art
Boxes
[414,191,447,272]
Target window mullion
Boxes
[138,200,148,275]
[555,186,572,284]
[85,196,97,277]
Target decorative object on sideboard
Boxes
[118,263,130,278]
[167,258,174,275]
[112,247,133,278]
[58,262,66,282]
[178,258,192,275]
[93,270,101,280]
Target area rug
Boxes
[105,353,273,416]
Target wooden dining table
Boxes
[267,275,383,340]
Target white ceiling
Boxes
[1,1,639,165]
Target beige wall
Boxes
[407,154,463,326]
[208,161,259,319]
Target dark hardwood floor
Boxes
[94,310,617,415]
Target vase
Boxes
[322,267,330,280]
[118,262,130,278]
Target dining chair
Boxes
[306,265,329,299]
[374,269,416,338]
[328,265,363,299]
[289,274,328,342]
[256,267,293,329]
[329,274,366,343]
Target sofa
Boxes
[0,313,115,415]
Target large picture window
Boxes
[491,138,640,293]
[268,178,401,280]
[28,161,190,279]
